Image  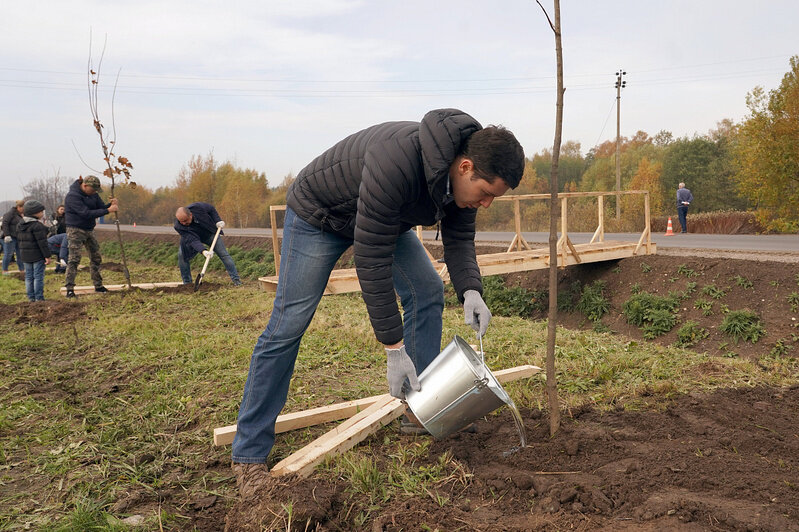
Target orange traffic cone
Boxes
[133,222,137,228]
[664,217,674,236]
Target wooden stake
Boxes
[213,365,541,446]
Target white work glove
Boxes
[216,220,225,229]
[3,236,11,243]
[385,345,421,399]
[60,259,67,267]
[202,250,214,259]
[463,289,491,338]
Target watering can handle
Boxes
[477,332,484,366]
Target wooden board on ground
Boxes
[270,394,404,478]
[213,394,383,446]
[212,364,541,446]
[220,364,541,478]
[270,364,541,478]
[59,282,184,295]
[258,241,656,294]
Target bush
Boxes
[642,308,677,339]
[720,309,765,344]
[675,321,709,348]
[557,281,582,313]
[622,292,679,327]
[576,280,610,322]
[481,276,545,317]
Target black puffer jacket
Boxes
[1,207,22,238]
[64,179,111,230]
[287,108,483,345]
[17,217,50,263]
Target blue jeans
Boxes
[24,260,46,301]
[48,233,69,262]
[178,238,241,284]
[2,237,23,272]
[232,207,444,464]
[677,205,689,233]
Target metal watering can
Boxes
[405,335,515,439]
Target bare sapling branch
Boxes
[86,32,134,287]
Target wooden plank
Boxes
[590,195,605,244]
[213,394,384,446]
[60,282,184,295]
[272,394,396,465]
[268,364,541,477]
[271,397,404,477]
[506,233,520,253]
[494,190,651,201]
[213,365,541,446]
[565,237,582,263]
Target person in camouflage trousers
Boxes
[63,175,119,298]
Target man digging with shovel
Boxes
[174,202,242,288]
[232,109,524,499]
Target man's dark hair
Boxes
[461,125,525,189]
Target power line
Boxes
[0,67,786,98]
[593,97,617,148]
[0,53,792,85]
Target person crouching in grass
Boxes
[17,200,51,301]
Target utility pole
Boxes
[615,69,626,221]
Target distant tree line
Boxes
[14,56,798,231]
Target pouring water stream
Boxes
[477,332,527,450]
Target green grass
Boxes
[100,240,276,279]
[2,261,799,528]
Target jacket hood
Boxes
[22,216,39,223]
[69,179,88,196]
[419,108,482,201]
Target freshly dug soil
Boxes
[225,385,799,531]
[0,300,88,326]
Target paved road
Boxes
[96,223,799,253]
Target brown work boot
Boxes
[231,462,270,499]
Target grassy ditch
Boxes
[1,263,798,529]
[99,240,276,280]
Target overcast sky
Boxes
[1,0,796,202]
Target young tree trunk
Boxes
[108,179,132,288]
[539,0,564,437]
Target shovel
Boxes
[194,226,222,292]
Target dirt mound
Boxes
[224,385,799,531]
[505,255,799,360]
[0,300,88,326]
